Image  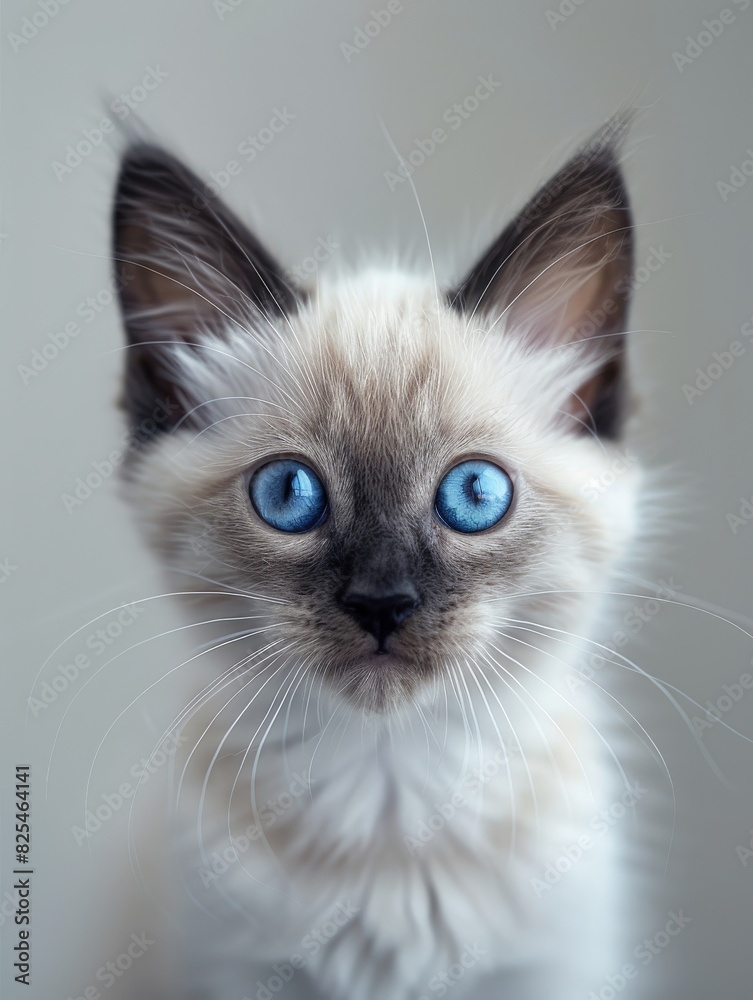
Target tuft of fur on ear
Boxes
[450,116,635,438]
[112,145,299,436]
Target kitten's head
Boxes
[113,120,639,712]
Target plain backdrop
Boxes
[2,1,753,998]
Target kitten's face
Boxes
[115,121,639,712]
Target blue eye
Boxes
[250,460,328,533]
[435,460,513,533]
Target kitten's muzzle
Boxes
[338,584,421,653]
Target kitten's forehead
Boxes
[289,273,539,466]
[165,271,600,504]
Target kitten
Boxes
[113,117,642,999]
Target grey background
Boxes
[2,0,753,997]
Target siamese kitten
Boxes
[113,118,641,999]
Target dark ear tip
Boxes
[116,143,163,191]
[117,142,183,176]
[587,110,635,155]
[113,145,201,217]
[113,145,207,259]
[553,113,634,221]
[576,111,635,192]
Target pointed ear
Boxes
[450,119,634,438]
[113,145,299,434]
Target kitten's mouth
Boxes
[332,639,412,672]
[364,630,411,661]
[370,647,402,664]
[317,633,445,712]
[343,637,402,664]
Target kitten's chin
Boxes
[322,649,433,715]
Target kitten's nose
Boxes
[339,584,420,651]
